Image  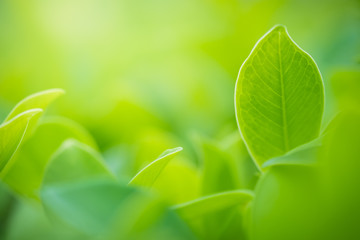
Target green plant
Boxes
[1,25,359,240]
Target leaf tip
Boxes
[271,24,287,33]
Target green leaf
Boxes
[129,147,182,188]
[0,109,42,175]
[4,89,65,122]
[152,160,200,205]
[251,165,321,240]
[262,137,322,168]
[42,139,114,186]
[40,141,182,238]
[173,190,253,240]
[199,140,241,195]
[173,190,253,220]
[3,117,98,198]
[235,25,324,168]
[42,179,136,235]
[40,140,129,235]
[319,111,360,239]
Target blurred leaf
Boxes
[106,195,196,240]
[251,165,321,240]
[262,137,322,168]
[3,116,97,198]
[320,111,360,239]
[235,25,324,168]
[42,139,114,186]
[129,147,182,188]
[220,132,260,189]
[42,179,135,236]
[4,89,64,122]
[173,190,253,220]
[173,190,253,239]
[41,140,131,235]
[0,109,42,175]
[199,140,241,195]
[40,141,192,239]
[4,198,86,240]
[331,70,360,111]
[152,160,200,205]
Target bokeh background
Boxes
[1,0,359,150]
[0,0,359,239]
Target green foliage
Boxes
[41,140,130,235]
[235,25,324,168]
[199,139,241,195]
[1,89,63,177]
[174,190,253,239]
[0,4,359,238]
[174,190,253,219]
[129,147,183,188]
[0,109,42,174]
[3,117,97,198]
[4,89,64,122]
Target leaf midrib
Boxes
[277,32,289,152]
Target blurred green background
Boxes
[0,0,359,239]
[1,0,359,151]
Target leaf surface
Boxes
[41,140,127,235]
[3,117,97,198]
[235,25,324,168]
[129,147,182,188]
[173,190,253,220]
[42,139,114,186]
[262,137,321,168]
[0,109,42,175]
[200,140,241,195]
[4,89,64,122]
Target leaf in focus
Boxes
[129,147,182,188]
[0,109,42,175]
[4,89,65,122]
[3,116,97,198]
[235,25,324,168]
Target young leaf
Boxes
[0,109,42,175]
[3,117,98,198]
[199,140,241,195]
[173,190,253,220]
[42,179,136,235]
[235,25,324,168]
[40,140,127,235]
[4,89,65,122]
[152,160,200,205]
[129,147,182,188]
[42,139,115,186]
[251,165,321,240]
[262,137,322,168]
